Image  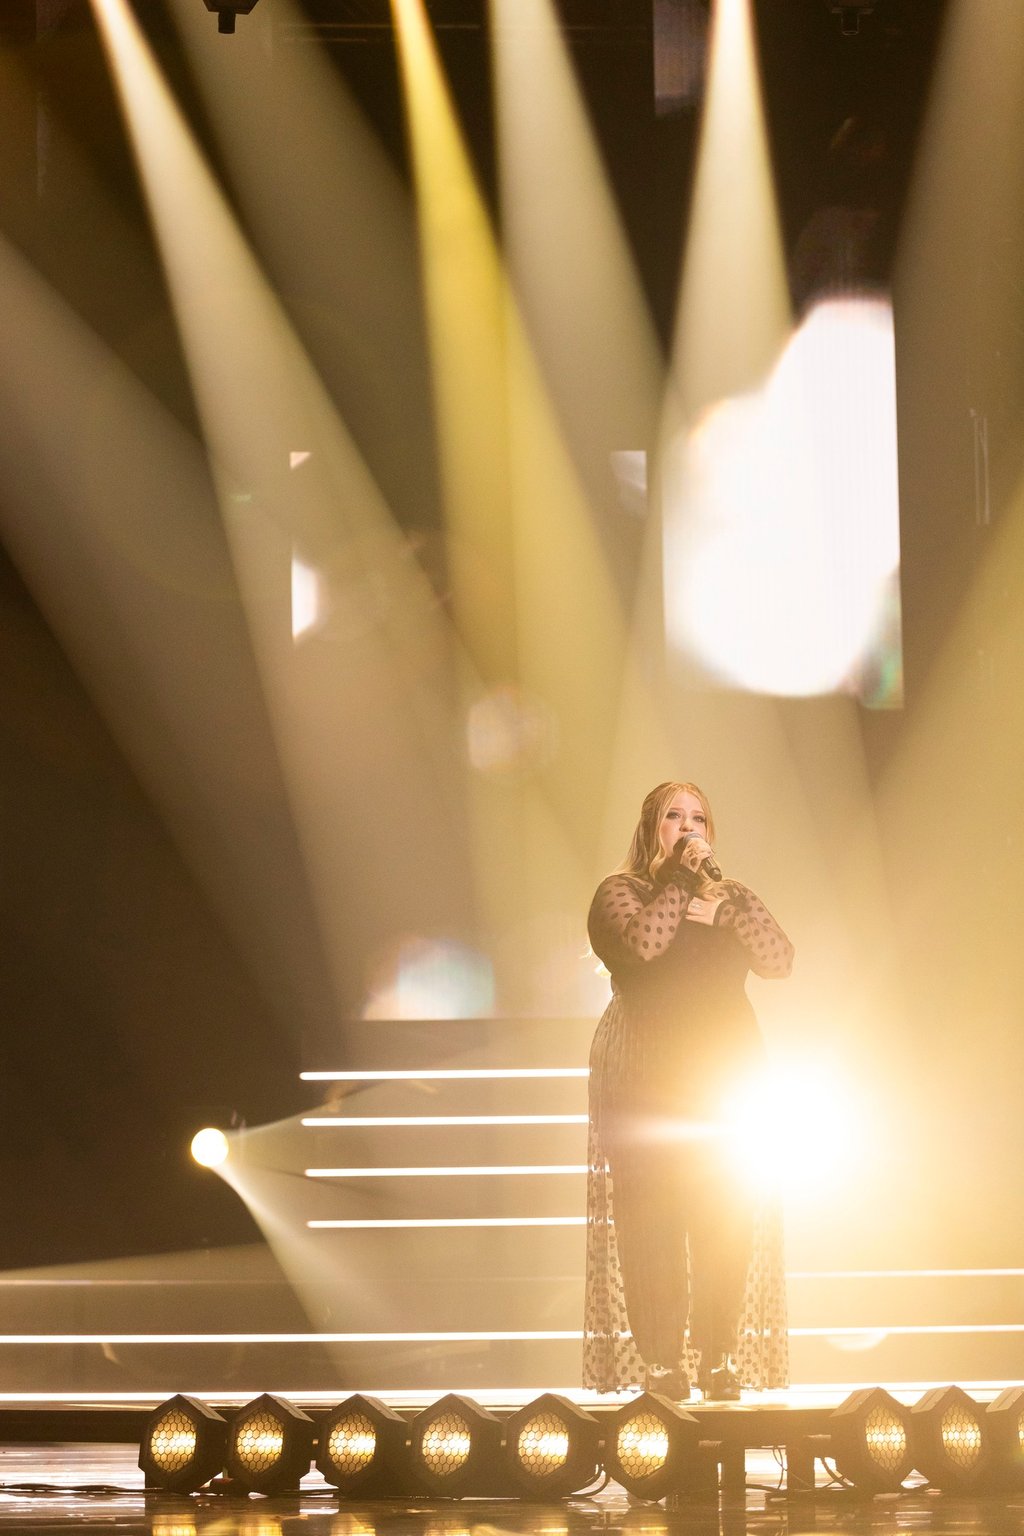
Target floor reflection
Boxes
[2,1445,1024,1536]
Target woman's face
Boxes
[658,789,710,857]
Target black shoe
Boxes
[644,1366,692,1402]
[703,1357,741,1402]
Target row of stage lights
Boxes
[140,1384,1024,1500]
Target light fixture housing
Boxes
[316,1393,410,1496]
[226,1393,315,1493]
[824,1,877,34]
[203,0,260,34]
[603,1392,704,1500]
[986,1386,1024,1490]
[504,1393,601,1498]
[139,1394,227,1492]
[409,1392,506,1497]
[829,1386,914,1493]
[911,1385,990,1491]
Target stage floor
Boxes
[3,1441,1024,1536]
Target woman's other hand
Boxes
[683,892,725,925]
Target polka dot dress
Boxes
[582,872,793,1393]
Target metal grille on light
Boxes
[604,1394,703,1499]
[410,1393,505,1496]
[505,1394,601,1497]
[138,1395,227,1493]
[225,1393,315,1493]
[829,1387,914,1493]
[911,1387,989,1491]
[864,1402,908,1474]
[317,1394,409,1496]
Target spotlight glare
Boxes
[829,1387,914,1492]
[226,1394,315,1494]
[911,1386,990,1491]
[410,1394,505,1496]
[190,1127,229,1168]
[317,1395,410,1496]
[604,1394,703,1499]
[138,1395,227,1493]
[505,1394,601,1497]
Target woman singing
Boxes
[583,781,793,1402]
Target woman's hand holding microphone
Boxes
[673,833,727,925]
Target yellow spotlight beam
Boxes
[390,0,516,687]
[90,0,471,1008]
[393,0,636,893]
[673,0,790,417]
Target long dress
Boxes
[582,870,793,1392]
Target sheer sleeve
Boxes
[715,881,794,979]
[587,874,687,971]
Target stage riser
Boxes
[0,1276,1017,1338]
[3,1334,1024,1393]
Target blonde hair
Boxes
[616,781,717,883]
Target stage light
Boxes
[911,1386,989,1491]
[825,1,876,34]
[203,0,260,33]
[409,1393,506,1497]
[225,1393,315,1493]
[828,1387,914,1492]
[316,1394,410,1496]
[603,1394,704,1500]
[139,1395,227,1492]
[985,1387,1024,1489]
[190,1128,229,1168]
[504,1393,601,1498]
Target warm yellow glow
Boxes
[392,0,629,963]
[517,1422,570,1469]
[616,1416,670,1475]
[301,1114,588,1127]
[389,0,514,684]
[673,0,789,417]
[327,1415,377,1475]
[304,1164,589,1177]
[300,1068,588,1080]
[190,1128,229,1168]
[720,1058,862,1201]
[89,0,465,1031]
[864,1405,907,1471]
[940,1405,983,1469]
[306,1217,586,1229]
[665,297,902,697]
[420,1420,472,1475]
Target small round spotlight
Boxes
[829,1387,914,1493]
[316,1394,410,1496]
[191,1127,229,1168]
[604,1393,704,1500]
[139,1394,227,1492]
[911,1386,990,1491]
[505,1393,601,1497]
[226,1393,315,1493]
[410,1393,506,1496]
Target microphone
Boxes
[679,832,722,884]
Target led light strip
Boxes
[305,1164,589,1178]
[306,1215,587,1228]
[301,1068,589,1081]
[788,1268,1024,1279]
[301,1114,589,1126]
[1,1324,1022,1345]
[0,1331,586,1344]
